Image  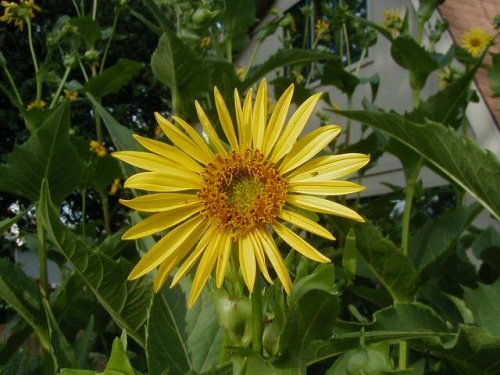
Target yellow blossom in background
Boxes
[236,66,246,80]
[0,0,41,30]
[109,178,122,195]
[114,80,369,307]
[26,99,46,110]
[315,19,331,41]
[89,140,107,157]
[438,66,459,87]
[383,8,403,37]
[64,89,79,100]
[154,124,163,138]
[462,27,494,57]
[200,36,211,48]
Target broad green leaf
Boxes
[291,264,335,303]
[0,102,84,203]
[147,292,192,375]
[391,36,439,90]
[218,0,255,51]
[243,49,337,89]
[353,222,417,302]
[103,336,135,375]
[463,280,500,337]
[336,110,500,220]
[431,325,500,374]
[74,316,95,368]
[84,59,144,98]
[69,17,101,49]
[472,226,500,258]
[321,60,360,97]
[307,302,454,364]
[0,259,49,351]
[488,52,500,97]
[39,180,154,347]
[410,204,482,273]
[185,286,224,373]
[417,0,444,24]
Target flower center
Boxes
[198,149,287,235]
[470,38,481,47]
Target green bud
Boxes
[64,54,77,68]
[84,49,100,63]
[215,291,252,347]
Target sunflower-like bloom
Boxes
[114,81,369,307]
[383,8,403,38]
[0,0,41,30]
[462,27,494,57]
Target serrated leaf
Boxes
[39,180,153,347]
[0,102,84,203]
[336,110,500,220]
[463,280,500,338]
[84,59,144,98]
[147,292,192,375]
[243,49,337,89]
[410,204,482,273]
[353,222,417,302]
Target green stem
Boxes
[242,39,262,81]
[251,279,263,354]
[49,67,71,109]
[37,213,49,298]
[71,0,81,16]
[79,60,89,82]
[99,191,111,234]
[2,65,23,105]
[355,47,367,76]
[226,37,233,63]
[401,159,421,257]
[99,7,120,73]
[342,22,351,66]
[399,341,409,370]
[92,0,98,20]
[344,95,353,147]
[27,18,42,102]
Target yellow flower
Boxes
[315,19,331,41]
[236,66,246,80]
[109,178,122,195]
[438,66,460,87]
[26,99,46,110]
[63,89,79,100]
[0,0,41,30]
[89,140,107,157]
[114,80,369,307]
[383,8,403,37]
[200,36,211,48]
[462,27,494,57]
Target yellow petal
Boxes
[287,194,365,222]
[271,92,322,163]
[248,230,273,284]
[132,134,204,173]
[171,224,218,287]
[120,193,201,212]
[255,228,292,293]
[287,154,370,182]
[128,215,206,280]
[273,221,331,263]
[278,209,334,240]
[195,101,227,155]
[279,125,341,174]
[252,80,267,149]
[122,205,202,240]
[155,112,210,164]
[113,151,184,172]
[234,88,244,146]
[239,235,256,292]
[188,232,221,307]
[262,84,294,157]
[216,231,232,288]
[124,171,201,192]
[154,251,183,292]
[241,88,253,149]
[172,116,215,161]
[214,87,239,151]
[288,181,365,195]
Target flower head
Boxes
[64,89,79,100]
[26,99,46,110]
[0,0,41,30]
[315,19,331,41]
[462,27,494,57]
[383,8,403,37]
[89,140,107,157]
[438,66,461,87]
[114,80,369,307]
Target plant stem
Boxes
[27,18,42,101]
[399,341,409,370]
[99,7,120,73]
[2,65,23,105]
[37,213,49,298]
[49,67,71,109]
[92,0,98,20]
[71,0,81,17]
[344,95,353,147]
[226,37,233,63]
[401,159,422,257]
[342,22,351,66]
[355,47,367,76]
[251,279,263,354]
[242,39,262,81]
[79,60,89,82]
[99,191,111,234]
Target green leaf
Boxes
[218,0,255,51]
[431,325,500,374]
[417,0,445,24]
[488,53,500,97]
[0,102,84,203]
[359,73,380,102]
[0,259,49,351]
[343,229,357,283]
[410,204,482,273]
[243,49,337,89]
[74,316,95,368]
[103,336,135,375]
[464,280,500,337]
[336,110,500,220]
[39,179,154,347]
[84,59,144,98]
[353,222,417,302]
[391,36,439,90]
[0,205,33,235]
[321,60,360,97]
[69,17,102,49]
[291,264,335,304]
[147,292,192,375]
